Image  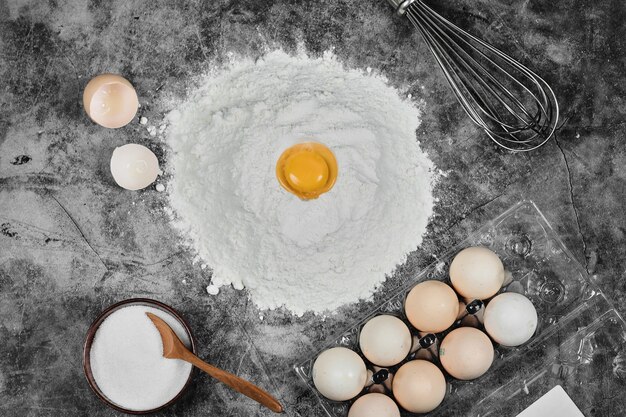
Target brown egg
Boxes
[392,360,446,413]
[405,280,459,333]
[83,74,139,128]
[439,327,494,380]
[449,247,504,300]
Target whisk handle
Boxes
[386,0,417,15]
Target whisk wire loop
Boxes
[414,8,543,136]
[396,0,559,151]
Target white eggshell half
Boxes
[110,144,159,191]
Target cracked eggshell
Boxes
[110,144,159,191]
[83,74,139,128]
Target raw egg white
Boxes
[110,144,159,191]
[450,247,504,300]
[348,393,400,417]
[392,360,446,413]
[359,315,412,367]
[405,280,458,333]
[439,327,494,380]
[484,292,538,346]
[83,74,139,128]
[312,347,367,401]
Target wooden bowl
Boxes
[83,298,197,414]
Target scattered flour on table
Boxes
[166,50,435,316]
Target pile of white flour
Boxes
[167,50,435,316]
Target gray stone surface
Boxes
[1,0,625,416]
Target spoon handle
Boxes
[181,350,284,413]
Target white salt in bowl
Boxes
[83,299,196,414]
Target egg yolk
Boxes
[283,150,330,193]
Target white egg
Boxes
[348,393,400,417]
[312,347,367,401]
[484,292,538,346]
[359,315,412,367]
[110,144,159,190]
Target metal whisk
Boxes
[387,0,559,151]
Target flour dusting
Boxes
[166,50,435,316]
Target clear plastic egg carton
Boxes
[294,200,626,416]
[474,309,626,416]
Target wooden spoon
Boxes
[146,312,284,413]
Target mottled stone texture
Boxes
[0,0,625,416]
